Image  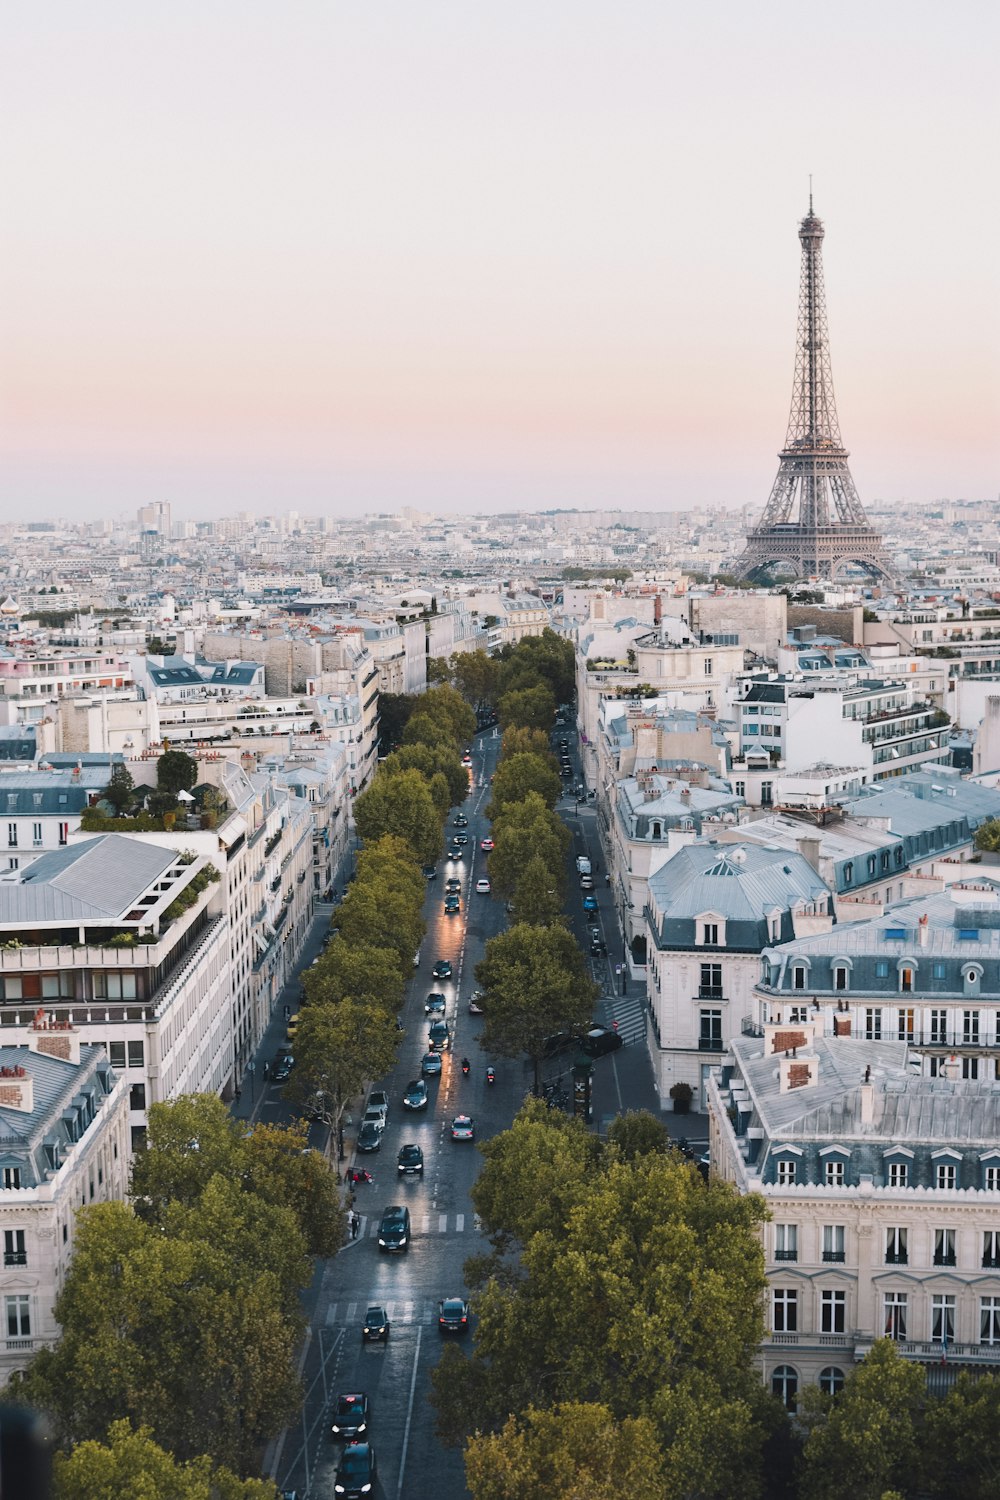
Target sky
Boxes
[1,1,997,522]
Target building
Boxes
[708,1025,1000,1401]
[644,841,834,1110]
[0,1021,130,1379]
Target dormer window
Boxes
[704,922,718,945]
[792,965,806,991]
[825,1159,846,1187]
[833,962,850,992]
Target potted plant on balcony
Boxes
[669,1081,693,1115]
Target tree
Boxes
[475,924,597,1092]
[427,655,451,684]
[497,682,556,733]
[157,749,198,796]
[377,691,417,753]
[304,936,405,1015]
[464,1403,664,1500]
[353,835,426,909]
[917,1372,1000,1498]
[798,1340,925,1500]
[382,742,468,806]
[52,1419,278,1500]
[401,711,458,754]
[975,817,1000,853]
[282,997,399,1151]
[605,1109,671,1161]
[452,648,501,709]
[420,684,478,745]
[500,726,554,761]
[510,856,563,928]
[489,794,569,902]
[103,762,135,815]
[489,752,562,816]
[335,879,425,973]
[353,768,443,867]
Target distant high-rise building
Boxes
[136,501,171,535]
[734,202,894,583]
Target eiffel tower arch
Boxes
[733,202,895,583]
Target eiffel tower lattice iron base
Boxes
[735,522,895,583]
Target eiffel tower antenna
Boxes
[733,202,895,582]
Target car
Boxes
[334,1441,377,1499]
[330,1391,369,1442]
[403,1079,428,1111]
[421,1051,442,1076]
[397,1143,425,1176]
[462,751,472,765]
[378,1204,411,1253]
[468,991,485,1015]
[357,1121,382,1152]
[453,832,468,845]
[368,1089,389,1117]
[580,1023,625,1058]
[413,948,421,968]
[542,1031,577,1058]
[272,1055,294,1083]
[583,895,599,912]
[362,1105,387,1133]
[429,1019,451,1051]
[445,876,462,892]
[447,845,464,861]
[422,864,437,880]
[451,1114,475,1141]
[362,1305,389,1342]
[453,813,468,827]
[285,1013,300,1042]
[438,1297,471,1334]
[561,767,573,778]
[579,875,594,891]
[476,877,491,894]
[444,896,461,915]
[590,938,607,956]
[424,992,447,1015]
[432,960,453,980]
[480,837,494,851]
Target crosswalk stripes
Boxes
[326,1299,453,1328]
[597,993,647,1044]
[363,1211,481,1239]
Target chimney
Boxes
[796,835,822,874]
[918,913,929,947]
[653,594,662,626]
[0,1061,33,1113]
[28,1011,82,1065]
[859,1066,875,1125]
[941,1053,961,1082]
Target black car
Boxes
[445,876,462,892]
[362,1304,389,1342]
[438,1297,471,1334]
[444,896,461,915]
[330,1391,369,1442]
[447,845,464,861]
[422,864,437,880]
[424,992,447,1015]
[397,1143,424,1176]
[429,1019,451,1051]
[272,1055,294,1082]
[580,1023,624,1057]
[454,814,468,827]
[403,1078,428,1110]
[334,1441,377,1499]
[357,1121,382,1152]
[432,960,453,980]
[378,1204,411,1253]
[590,938,607,956]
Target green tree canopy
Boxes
[474,923,597,1090]
[335,878,425,973]
[489,794,569,902]
[354,834,426,908]
[509,855,564,928]
[798,1340,925,1500]
[464,1403,664,1500]
[488,752,562,816]
[452,648,500,708]
[282,996,400,1145]
[917,1371,1000,1498]
[975,817,1000,852]
[427,654,451,684]
[382,741,468,806]
[605,1109,671,1161]
[103,762,136,814]
[420,683,478,745]
[497,682,557,733]
[156,749,198,796]
[353,767,444,866]
[500,726,555,761]
[377,691,417,753]
[53,1419,278,1500]
[401,711,458,755]
[304,936,405,1014]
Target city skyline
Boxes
[2,1,997,521]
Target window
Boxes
[963,1057,980,1080]
[884,1292,907,1340]
[129,1083,146,1112]
[771,1365,798,1409]
[936,1162,957,1190]
[734,781,745,798]
[703,923,719,946]
[963,1010,981,1045]
[821,1290,846,1334]
[776,1158,797,1186]
[834,966,848,992]
[819,1366,845,1395]
[875,960,889,979]
[865,1009,882,1041]
[127,1040,145,1068]
[986,1165,1000,1193]
[703,657,713,676]
[761,781,773,807]
[983,1230,1000,1269]
[2,1167,21,1190]
[3,1230,26,1268]
[772,1289,797,1333]
[898,1008,915,1042]
[94,973,138,1000]
[823,1225,846,1263]
[5,1295,30,1339]
[885,1227,908,1265]
[793,966,806,991]
[932,962,946,980]
[888,1160,909,1188]
[824,1159,845,1187]
[934,1228,956,1267]
[932,1295,955,1346]
[699,963,723,998]
[981,1298,1000,1346]
[843,862,853,886]
[930,1010,947,1045]
[6,824,16,848]
[789,1006,809,1023]
[108,1042,126,1069]
[59,822,68,846]
[900,966,914,993]
[699,1010,722,1051]
[774,1224,798,1262]
[31,822,42,846]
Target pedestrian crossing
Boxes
[361,1211,480,1238]
[597,992,647,1045]
[325,1298,468,1328]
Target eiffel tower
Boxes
[733,199,895,582]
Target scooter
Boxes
[486,1066,496,1085]
[461,1057,470,1075]
[348,1167,374,1186]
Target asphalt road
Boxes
[273,727,511,1500]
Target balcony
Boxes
[822,1251,846,1263]
[3,1252,27,1267]
[774,1250,798,1262]
[885,1252,908,1265]
[933,1254,957,1268]
[698,1038,724,1052]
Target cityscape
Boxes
[2,4,999,1499]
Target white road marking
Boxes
[396,1325,423,1500]
[455,1213,465,1232]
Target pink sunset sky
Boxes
[1,0,997,520]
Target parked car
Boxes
[583,895,598,912]
[377,1204,411,1253]
[357,1121,382,1152]
[368,1089,389,1117]
[438,1297,471,1334]
[579,1023,624,1058]
[272,1054,294,1083]
[403,1078,428,1110]
[362,1305,389,1342]
[476,877,491,894]
[480,837,494,851]
[468,992,485,1015]
[422,864,437,880]
[397,1143,425,1176]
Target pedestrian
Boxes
[612,1019,619,1034]
[350,1211,360,1240]
[261,1061,268,1081]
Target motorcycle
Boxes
[486,1067,496,1086]
[461,1057,470,1075]
[348,1167,374,1186]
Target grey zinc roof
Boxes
[847,769,1000,829]
[0,1044,116,1186]
[763,880,1000,965]
[648,840,831,922]
[3,835,177,922]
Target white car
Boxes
[476,877,491,894]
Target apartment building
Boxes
[708,1025,1000,1400]
[0,1022,130,1379]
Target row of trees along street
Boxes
[10,1096,342,1496]
[432,1101,1000,1500]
